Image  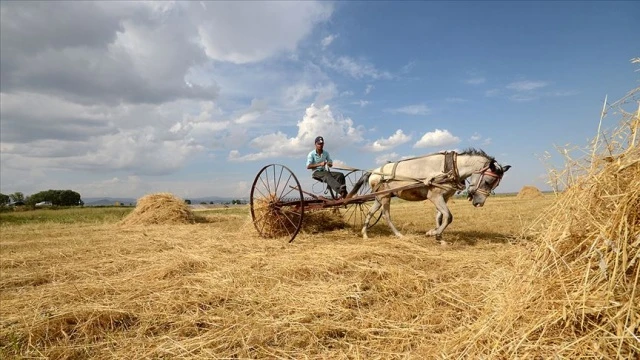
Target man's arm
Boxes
[306,152,326,170]
[325,152,333,167]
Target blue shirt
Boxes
[306,149,333,173]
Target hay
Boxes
[253,194,345,238]
[517,185,544,199]
[120,193,195,226]
[443,88,640,358]
[302,210,346,234]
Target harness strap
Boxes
[372,151,464,192]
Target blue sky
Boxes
[1,1,638,200]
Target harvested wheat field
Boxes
[1,94,638,358]
[0,194,553,359]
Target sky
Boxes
[1,1,638,200]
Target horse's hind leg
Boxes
[379,195,403,238]
[362,197,382,239]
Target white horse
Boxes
[361,149,511,241]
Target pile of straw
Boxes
[253,194,345,237]
[516,185,544,199]
[120,193,195,226]
[252,193,299,237]
[444,89,639,358]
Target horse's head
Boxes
[467,161,511,207]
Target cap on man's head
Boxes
[315,136,324,144]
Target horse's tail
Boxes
[347,172,371,197]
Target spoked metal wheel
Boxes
[250,164,304,243]
[341,170,382,230]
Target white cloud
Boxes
[469,133,481,141]
[386,104,431,116]
[365,84,374,95]
[413,129,460,148]
[506,80,548,92]
[322,56,392,80]
[509,93,539,102]
[482,137,492,145]
[445,97,467,103]
[196,2,333,64]
[228,103,364,161]
[283,82,337,107]
[485,89,501,97]
[364,129,411,152]
[321,34,338,49]
[375,152,399,165]
[233,98,269,124]
[400,61,416,74]
[353,100,370,107]
[466,77,486,85]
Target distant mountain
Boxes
[83,197,137,206]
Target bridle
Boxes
[467,164,503,198]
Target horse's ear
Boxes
[502,165,511,172]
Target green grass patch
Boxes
[0,207,133,225]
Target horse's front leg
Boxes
[425,195,453,241]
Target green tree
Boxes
[26,189,82,206]
[9,192,24,203]
[0,193,9,206]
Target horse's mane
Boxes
[459,148,495,162]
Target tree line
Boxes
[0,190,83,207]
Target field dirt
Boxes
[1,196,555,358]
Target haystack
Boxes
[516,185,543,199]
[120,193,195,225]
[443,89,639,358]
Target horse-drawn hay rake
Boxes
[249,164,384,242]
[250,151,511,243]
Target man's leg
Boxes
[329,172,347,198]
[314,171,345,198]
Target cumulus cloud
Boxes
[386,104,431,116]
[229,104,363,161]
[195,2,333,63]
[321,34,338,49]
[0,1,334,189]
[364,129,411,152]
[413,129,460,148]
[375,152,399,165]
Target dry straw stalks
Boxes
[443,88,639,358]
[119,193,195,226]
